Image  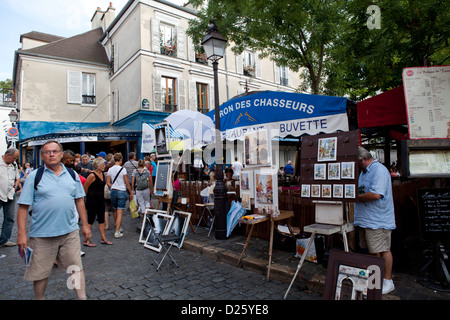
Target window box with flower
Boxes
[243,64,255,77]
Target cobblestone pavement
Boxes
[0,197,320,302]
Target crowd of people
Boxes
[0,143,161,299]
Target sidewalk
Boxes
[184,225,450,300]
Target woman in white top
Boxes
[106,153,133,238]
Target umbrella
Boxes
[165,110,215,148]
[226,201,246,238]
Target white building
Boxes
[12,0,302,167]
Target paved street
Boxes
[0,196,320,303]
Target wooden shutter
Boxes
[67,70,82,104]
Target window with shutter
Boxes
[67,71,82,104]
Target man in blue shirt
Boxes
[284,161,294,175]
[354,147,396,295]
[17,141,91,300]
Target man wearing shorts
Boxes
[355,147,396,294]
[16,141,91,300]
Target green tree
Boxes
[326,0,450,101]
[187,0,346,95]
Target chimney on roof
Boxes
[91,3,116,31]
[91,6,105,30]
[103,3,116,29]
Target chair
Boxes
[147,214,181,271]
[195,190,215,237]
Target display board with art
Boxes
[300,130,359,202]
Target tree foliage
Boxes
[187,1,450,101]
[187,0,346,95]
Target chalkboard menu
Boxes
[417,188,450,241]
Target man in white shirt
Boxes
[232,157,243,180]
[0,148,21,247]
[193,155,203,181]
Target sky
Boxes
[0,0,188,83]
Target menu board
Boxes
[403,66,450,139]
[417,188,450,241]
[300,130,359,202]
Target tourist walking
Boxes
[106,153,133,238]
[16,140,91,300]
[131,159,153,216]
[83,157,112,246]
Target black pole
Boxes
[212,60,227,240]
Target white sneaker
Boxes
[114,231,123,238]
[382,279,395,294]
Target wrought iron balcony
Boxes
[164,103,177,113]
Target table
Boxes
[237,210,295,281]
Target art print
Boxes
[168,211,191,249]
[333,184,344,198]
[241,193,251,210]
[139,209,167,244]
[301,184,311,198]
[240,171,251,191]
[155,121,172,158]
[328,163,341,180]
[244,129,271,166]
[345,184,356,198]
[314,163,326,180]
[255,172,274,204]
[311,184,321,197]
[318,137,337,162]
[341,162,355,179]
[322,184,332,198]
[254,169,278,209]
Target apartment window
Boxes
[195,50,208,65]
[162,76,176,112]
[160,23,177,57]
[67,70,96,105]
[111,41,118,74]
[280,66,289,86]
[82,73,96,104]
[243,52,256,77]
[196,83,209,114]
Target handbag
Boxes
[105,167,123,199]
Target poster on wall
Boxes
[403,65,450,139]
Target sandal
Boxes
[100,240,113,245]
[83,241,96,247]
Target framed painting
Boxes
[328,163,341,180]
[143,211,174,252]
[318,137,337,162]
[154,159,173,197]
[254,168,278,209]
[139,209,167,244]
[155,121,172,159]
[314,163,326,180]
[323,249,385,300]
[168,211,191,249]
[341,162,355,179]
[301,184,311,198]
[311,184,321,198]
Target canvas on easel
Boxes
[155,121,172,159]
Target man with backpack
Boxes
[131,159,153,216]
[16,140,91,300]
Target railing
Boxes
[198,107,209,114]
[164,103,177,113]
[82,95,96,104]
[0,89,15,107]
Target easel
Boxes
[284,201,354,299]
[156,195,173,214]
[418,241,450,292]
[237,210,295,281]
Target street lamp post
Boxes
[202,21,228,240]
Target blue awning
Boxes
[206,91,349,140]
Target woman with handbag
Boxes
[106,153,133,238]
[83,157,112,246]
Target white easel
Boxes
[284,201,354,299]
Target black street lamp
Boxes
[202,21,228,240]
